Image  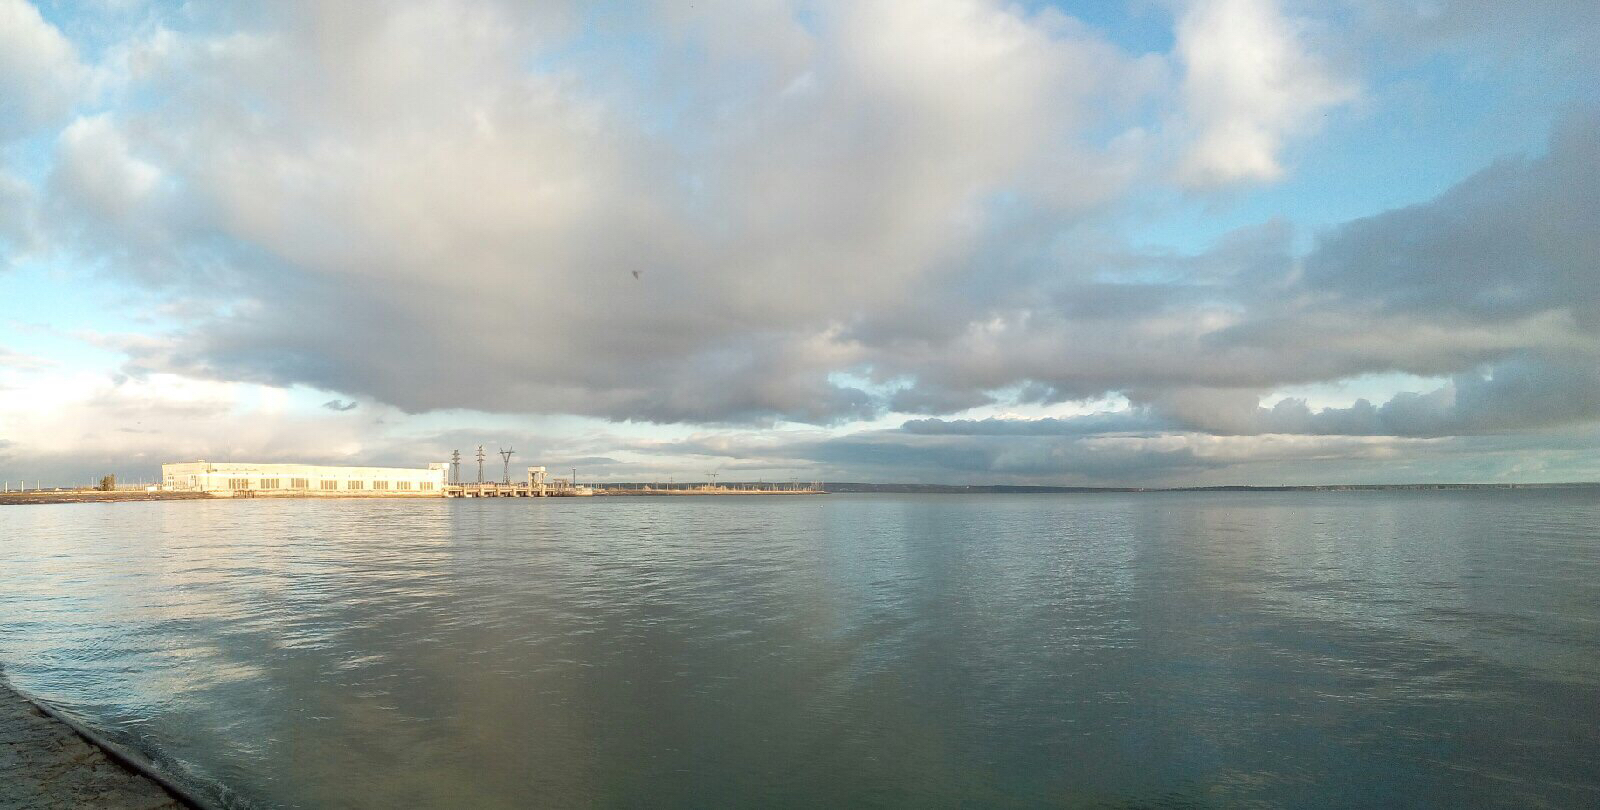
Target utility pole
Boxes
[476,446,486,485]
[451,449,461,485]
[500,448,515,485]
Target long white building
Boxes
[162,461,449,497]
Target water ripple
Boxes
[1,491,1597,808]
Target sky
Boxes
[1,0,1598,488]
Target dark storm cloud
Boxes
[887,384,995,417]
[1304,114,1600,325]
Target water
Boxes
[1,491,1597,808]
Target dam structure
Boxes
[162,461,449,497]
[160,461,589,498]
[444,467,591,497]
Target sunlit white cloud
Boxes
[1172,0,1355,187]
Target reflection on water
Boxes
[1,492,1597,808]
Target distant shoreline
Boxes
[4,481,1597,506]
[821,482,1600,494]
[0,491,213,506]
[598,488,824,496]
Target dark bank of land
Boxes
[0,675,189,809]
[0,490,211,506]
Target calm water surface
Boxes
[0,492,1597,808]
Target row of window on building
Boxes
[225,478,435,492]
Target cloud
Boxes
[72,69,1594,440]
[0,369,344,482]
[1347,0,1600,72]
[1128,352,1600,438]
[0,0,86,140]
[1173,0,1355,187]
[848,110,1600,435]
[0,346,51,371]
[900,410,1172,436]
[610,423,1503,486]
[887,382,995,416]
[1304,112,1600,326]
[4,0,1598,487]
[37,0,1157,425]
[0,170,36,258]
[47,114,171,261]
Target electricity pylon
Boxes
[500,448,515,485]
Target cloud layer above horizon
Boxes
[2,0,1598,486]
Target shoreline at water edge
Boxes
[0,672,200,809]
[0,490,213,506]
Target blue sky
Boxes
[2,0,1598,486]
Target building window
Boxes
[347,480,364,490]
[228,478,250,490]
[260,478,280,489]
[373,480,388,491]
[396,481,411,491]
[291,478,309,490]
[321,480,338,490]
[420,482,434,492]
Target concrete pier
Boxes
[0,678,185,809]
[444,482,545,497]
[443,481,592,497]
